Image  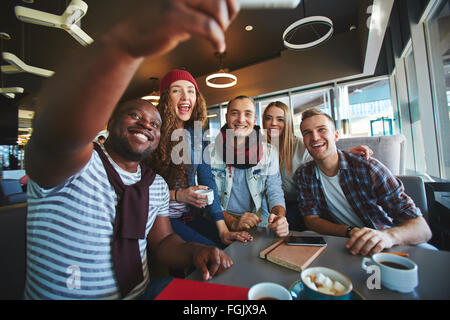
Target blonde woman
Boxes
[262,101,372,230]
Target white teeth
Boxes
[133,133,148,142]
[178,105,191,113]
[312,143,325,148]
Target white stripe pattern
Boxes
[24,146,169,299]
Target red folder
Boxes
[155,278,249,300]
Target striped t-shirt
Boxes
[168,199,189,219]
[24,146,169,300]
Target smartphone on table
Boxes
[285,236,327,247]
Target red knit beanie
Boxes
[159,69,199,95]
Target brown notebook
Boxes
[259,239,326,272]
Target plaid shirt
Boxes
[295,150,422,230]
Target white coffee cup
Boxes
[195,189,214,205]
[248,282,292,300]
[361,253,418,293]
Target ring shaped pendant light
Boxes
[283,16,334,50]
[206,72,237,88]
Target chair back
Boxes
[336,134,406,175]
[0,179,23,196]
[397,175,428,220]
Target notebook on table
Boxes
[259,239,326,272]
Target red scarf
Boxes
[215,124,263,169]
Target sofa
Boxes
[0,179,27,206]
[336,134,406,175]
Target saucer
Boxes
[289,280,365,300]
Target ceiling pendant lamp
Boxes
[0,87,24,99]
[141,77,160,104]
[15,0,94,46]
[141,91,160,104]
[1,52,54,77]
[282,0,333,50]
[206,52,237,89]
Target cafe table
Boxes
[187,227,450,300]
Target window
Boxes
[0,145,22,170]
[424,0,450,179]
[257,94,290,128]
[206,107,221,143]
[404,47,427,174]
[336,78,396,137]
[290,88,332,137]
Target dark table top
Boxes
[187,228,450,300]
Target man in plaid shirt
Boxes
[296,108,432,256]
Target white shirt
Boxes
[316,167,365,228]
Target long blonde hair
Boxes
[146,89,207,189]
[262,101,296,174]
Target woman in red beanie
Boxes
[147,69,252,250]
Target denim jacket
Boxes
[208,141,285,223]
[185,126,223,221]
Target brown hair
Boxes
[227,95,256,111]
[262,101,296,174]
[301,108,335,130]
[145,89,207,189]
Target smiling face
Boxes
[226,97,257,137]
[107,99,161,162]
[263,106,285,139]
[300,114,339,161]
[168,79,197,125]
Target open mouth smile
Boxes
[128,128,153,143]
[311,142,326,150]
[178,103,191,115]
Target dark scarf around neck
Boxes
[93,142,156,298]
[215,124,263,169]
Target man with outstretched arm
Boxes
[24,0,240,300]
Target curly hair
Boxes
[146,88,207,190]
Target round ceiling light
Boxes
[282,16,334,50]
[206,72,237,88]
[142,95,160,101]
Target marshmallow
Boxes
[315,273,327,286]
[323,276,333,289]
[304,276,318,291]
[333,280,346,293]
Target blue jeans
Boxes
[170,215,225,249]
[285,200,306,231]
[138,277,173,300]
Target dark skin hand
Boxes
[148,216,233,280]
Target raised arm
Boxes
[26,0,240,188]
